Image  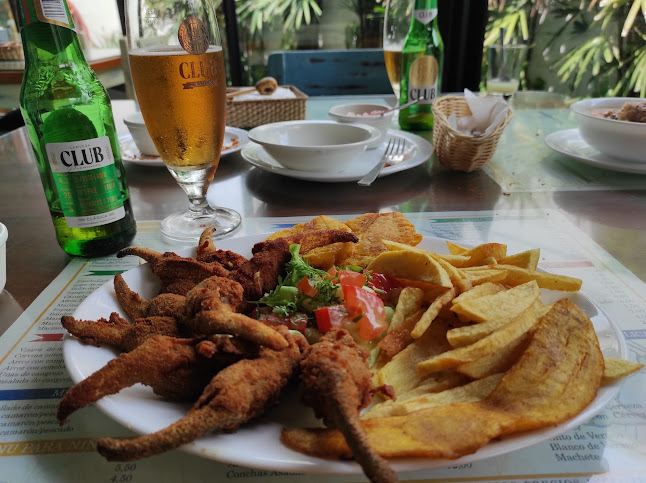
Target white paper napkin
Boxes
[232,87,296,102]
[448,89,510,136]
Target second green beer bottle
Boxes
[398,0,444,131]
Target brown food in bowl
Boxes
[594,101,646,123]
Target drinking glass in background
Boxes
[125,0,241,242]
[383,0,413,100]
[486,44,528,99]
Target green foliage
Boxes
[236,0,322,38]
[486,0,646,97]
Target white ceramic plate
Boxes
[545,129,646,174]
[120,127,249,167]
[240,130,433,182]
[63,234,626,474]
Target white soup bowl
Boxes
[247,120,380,172]
[124,112,160,156]
[570,97,646,163]
[328,103,393,149]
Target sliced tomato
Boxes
[338,269,367,289]
[366,272,397,301]
[314,305,350,333]
[327,266,338,279]
[297,276,318,297]
[342,285,387,341]
[253,307,308,334]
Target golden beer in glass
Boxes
[383,0,412,100]
[125,1,240,242]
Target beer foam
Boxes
[130,45,222,56]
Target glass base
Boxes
[160,206,241,242]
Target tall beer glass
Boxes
[125,0,240,242]
[383,0,413,99]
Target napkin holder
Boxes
[225,85,308,129]
[431,95,513,172]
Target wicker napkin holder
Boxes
[431,95,513,172]
[225,85,308,129]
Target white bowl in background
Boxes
[328,103,394,149]
[247,120,380,172]
[570,97,646,163]
[0,222,7,293]
[123,112,160,156]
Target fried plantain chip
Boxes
[342,212,423,267]
[281,299,604,460]
[602,358,643,384]
[363,373,503,418]
[447,299,549,348]
[410,288,458,339]
[417,304,542,376]
[451,280,540,323]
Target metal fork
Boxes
[357,137,405,186]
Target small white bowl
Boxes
[328,103,394,149]
[570,97,646,163]
[0,222,7,293]
[123,112,159,156]
[247,120,380,172]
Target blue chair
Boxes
[267,48,393,96]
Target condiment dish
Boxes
[124,112,159,156]
[570,97,646,163]
[328,103,394,149]
[247,120,380,172]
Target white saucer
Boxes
[120,126,249,167]
[545,128,646,174]
[240,130,433,182]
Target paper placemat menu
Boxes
[0,211,644,483]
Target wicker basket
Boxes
[225,85,308,129]
[431,95,513,172]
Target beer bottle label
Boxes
[412,8,438,25]
[407,55,439,105]
[45,136,126,228]
[26,0,74,30]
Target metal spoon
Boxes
[379,99,420,116]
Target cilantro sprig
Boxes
[257,244,341,316]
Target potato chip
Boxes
[366,250,453,288]
[342,212,423,267]
[501,249,540,270]
[363,373,503,418]
[388,287,425,333]
[446,240,468,255]
[417,305,542,376]
[375,317,454,394]
[377,308,425,360]
[602,358,643,384]
[451,282,506,306]
[451,280,540,323]
[459,243,508,265]
[486,264,583,291]
[410,287,457,339]
[462,269,508,285]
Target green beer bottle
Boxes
[15,0,136,257]
[398,0,444,131]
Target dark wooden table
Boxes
[1,96,645,317]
